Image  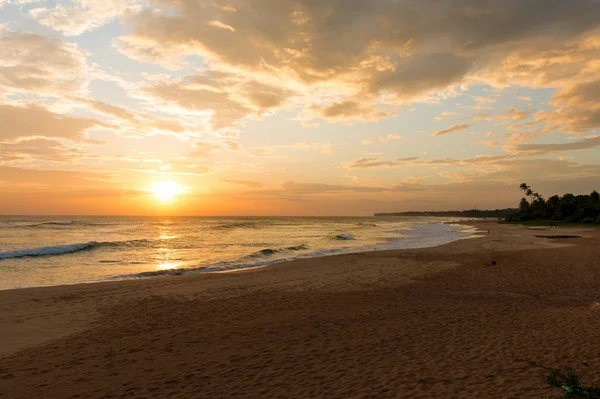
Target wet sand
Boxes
[1,221,599,398]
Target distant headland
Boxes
[376,182,600,225]
[374,209,517,218]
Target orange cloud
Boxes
[309,101,388,121]
[0,32,88,94]
[0,104,105,141]
[432,124,469,137]
[222,179,263,188]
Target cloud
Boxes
[517,96,532,101]
[345,157,403,169]
[208,21,236,32]
[112,35,184,69]
[142,72,295,130]
[507,132,542,144]
[29,0,143,36]
[77,98,138,123]
[222,140,239,151]
[0,138,83,164]
[70,96,188,135]
[0,32,88,94]
[309,100,388,121]
[144,81,252,131]
[480,140,502,147]
[366,53,473,100]
[187,141,221,158]
[281,181,388,194]
[0,104,105,141]
[0,0,42,8]
[400,177,423,186]
[447,158,600,184]
[472,95,499,107]
[292,142,333,155]
[506,135,600,155]
[118,0,600,116]
[345,154,517,169]
[222,179,263,188]
[397,156,420,162]
[362,133,403,144]
[538,78,600,133]
[248,148,276,157]
[472,113,493,121]
[435,112,457,121]
[237,81,296,111]
[497,107,533,121]
[0,165,107,186]
[432,124,469,137]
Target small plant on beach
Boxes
[516,358,600,398]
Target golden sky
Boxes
[1,0,600,215]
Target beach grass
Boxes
[516,358,600,398]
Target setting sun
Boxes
[149,180,187,202]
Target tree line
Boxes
[505,183,600,224]
[375,209,517,218]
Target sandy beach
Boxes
[1,221,599,398]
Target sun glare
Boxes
[149,180,187,202]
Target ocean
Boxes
[0,216,477,290]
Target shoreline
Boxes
[1,220,599,398]
[0,221,479,293]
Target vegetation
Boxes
[375,209,517,218]
[504,183,600,224]
[516,358,600,398]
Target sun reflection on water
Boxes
[160,234,178,240]
[155,222,181,270]
[157,262,181,271]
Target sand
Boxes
[1,221,599,398]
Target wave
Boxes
[332,234,355,240]
[6,220,126,229]
[251,244,309,258]
[114,226,476,281]
[0,242,98,260]
[286,244,309,251]
[254,248,280,257]
[214,222,259,230]
[0,239,153,260]
[2,221,74,229]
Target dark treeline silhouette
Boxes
[505,183,600,224]
[375,209,517,218]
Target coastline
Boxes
[1,221,599,398]
[0,218,475,290]
[0,219,477,290]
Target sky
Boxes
[1,0,600,216]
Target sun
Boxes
[149,180,187,202]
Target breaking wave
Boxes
[0,239,152,260]
[331,234,355,240]
[0,242,98,260]
[251,244,309,258]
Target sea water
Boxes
[0,216,476,290]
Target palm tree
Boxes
[520,183,533,197]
